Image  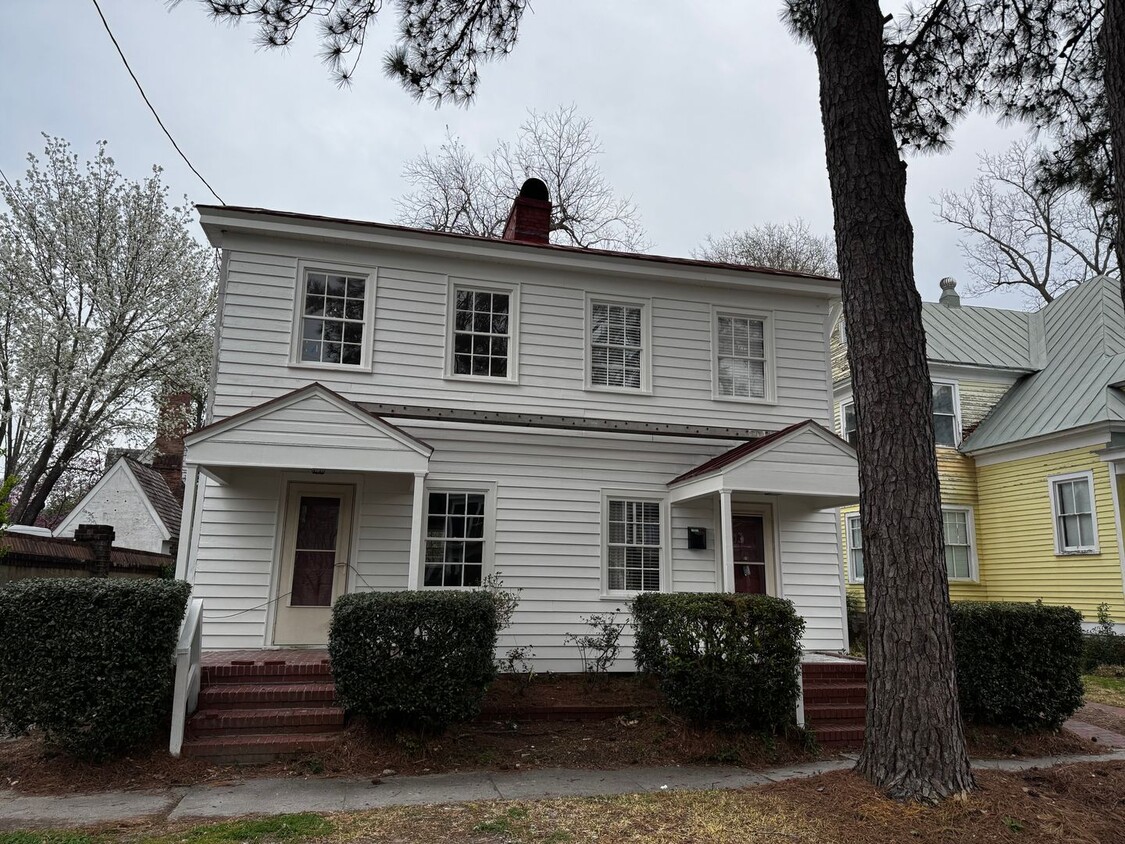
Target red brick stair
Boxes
[802,661,866,749]
[183,650,345,763]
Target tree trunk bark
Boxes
[1104,0,1125,313]
[812,0,974,801]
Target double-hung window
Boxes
[715,312,771,400]
[297,269,371,367]
[424,491,487,587]
[933,383,960,447]
[840,400,858,446]
[450,284,515,379]
[605,497,663,592]
[846,514,864,582]
[1051,473,1098,553]
[589,300,647,390]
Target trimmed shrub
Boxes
[329,590,499,730]
[952,601,1084,729]
[0,577,191,759]
[1082,603,1125,671]
[632,592,805,730]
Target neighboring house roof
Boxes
[124,458,183,537]
[963,277,1125,452]
[920,302,1040,371]
[0,532,171,572]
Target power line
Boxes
[89,0,226,205]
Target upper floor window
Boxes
[933,382,960,447]
[840,400,857,446]
[298,269,370,367]
[446,280,519,382]
[605,496,663,592]
[424,490,487,587]
[589,298,649,391]
[846,513,864,582]
[1050,472,1098,554]
[714,312,771,400]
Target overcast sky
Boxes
[2,1,1031,307]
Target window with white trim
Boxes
[605,498,662,591]
[1051,473,1098,553]
[840,400,857,446]
[452,286,511,378]
[424,491,486,587]
[298,271,368,366]
[715,313,768,399]
[933,383,960,446]
[846,514,864,582]
[590,301,644,389]
[942,507,974,580]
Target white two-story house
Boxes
[176,180,859,670]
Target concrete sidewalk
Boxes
[3,750,1125,829]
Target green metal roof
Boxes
[921,302,1039,371]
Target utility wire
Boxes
[89,0,226,205]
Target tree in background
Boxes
[694,219,837,276]
[936,139,1117,306]
[396,105,646,250]
[0,138,216,525]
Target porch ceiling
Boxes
[184,383,432,480]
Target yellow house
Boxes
[835,276,1125,627]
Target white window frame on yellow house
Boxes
[846,506,977,583]
[839,399,858,447]
[845,513,864,583]
[1048,470,1100,555]
[932,380,962,448]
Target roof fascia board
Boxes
[968,423,1115,465]
[200,210,841,298]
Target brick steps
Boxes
[183,653,344,763]
[802,661,866,749]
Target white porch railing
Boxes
[169,596,204,757]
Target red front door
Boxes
[732,514,767,594]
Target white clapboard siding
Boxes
[208,244,833,432]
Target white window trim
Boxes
[418,478,498,590]
[1048,470,1100,555]
[710,307,777,404]
[839,399,857,444]
[845,513,864,583]
[932,379,962,448]
[289,260,378,372]
[584,293,653,395]
[941,504,979,582]
[600,488,670,597]
[443,277,521,384]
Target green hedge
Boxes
[632,593,805,731]
[951,601,1084,730]
[329,590,499,730]
[0,578,190,759]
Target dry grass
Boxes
[1085,674,1125,708]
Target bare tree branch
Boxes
[693,218,837,276]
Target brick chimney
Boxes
[154,389,193,501]
[75,523,115,577]
[502,178,552,244]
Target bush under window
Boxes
[952,601,1084,730]
[329,590,498,730]
[632,592,804,731]
[0,578,191,760]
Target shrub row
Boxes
[632,592,805,731]
[0,578,190,759]
[329,590,499,730]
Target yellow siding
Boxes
[976,447,1125,620]
[959,379,1011,431]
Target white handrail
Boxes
[169,597,204,757]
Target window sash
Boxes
[606,499,661,592]
[933,384,958,446]
[847,516,864,582]
[716,314,767,399]
[942,509,973,579]
[591,302,643,389]
[1054,478,1096,551]
[299,272,367,366]
[842,402,857,446]
[453,287,511,378]
[423,491,486,587]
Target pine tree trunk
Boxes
[812,0,974,801]
[1105,0,1125,312]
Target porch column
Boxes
[406,471,427,589]
[174,464,200,581]
[719,488,734,593]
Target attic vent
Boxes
[939,276,961,307]
[502,178,552,244]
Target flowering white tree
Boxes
[0,138,216,525]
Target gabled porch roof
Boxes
[668,419,859,508]
[184,384,432,481]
